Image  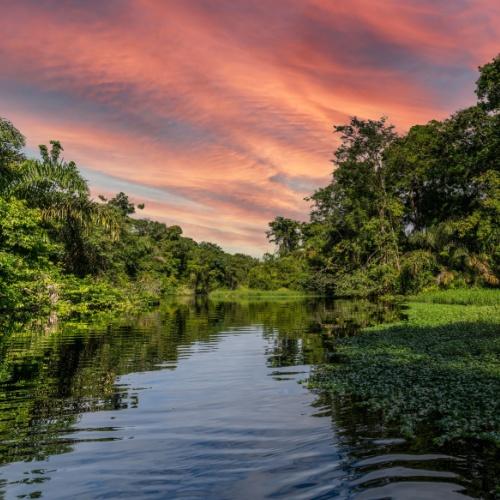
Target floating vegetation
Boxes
[309,289,500,446]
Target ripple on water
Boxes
[346,446,475,499]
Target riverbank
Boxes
[309,288,500,447]
[208,287,310,300]
[61,285,309,319]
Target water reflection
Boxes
[0,298,493,498]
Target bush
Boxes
[0,198,59,315]
[399,250,436,294]
[58,276,134,319]
[333,263,400,298]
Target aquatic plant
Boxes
[309,289,500,446]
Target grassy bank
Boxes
[54,286,305,321]
[208,287,310,300]
[410,288,500,306]
[309,289,500,446]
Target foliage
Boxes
[0,116,25,176]
[209,287,309,300]
[248,254,309,290]
[266,216,302,256]
[57,275,139,319]
[411,287,500,306]
[0,53,499,322]
[0,197,58,315]
[476,53,500,111]
[105,191,143,215]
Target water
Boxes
[0,299,494,498]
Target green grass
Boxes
[411,287,500,306]
[309,288,500,446]
[209,287,311,300]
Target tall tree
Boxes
[309,117,401,274]
[0,118,25,191]
[476,53,500,112]
[266,216,302,256]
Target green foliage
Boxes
[476,53,500,111]
[248,254,309,290]
[6,142,120,277]
[309,290,500,445]
[1,53,499,321]
[0,118,26,199]
[411,288,500,306]
[188,242,228,294]
[266,216,302,255]
[0,118,261,321]
[106,191,138,215]
[0,117,25,173]
[0,197,58,315]
[333,263,400,298]
[57,275,138,319]
[209,287,308,300]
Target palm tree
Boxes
[408,221,498,285]
[7,141,119,275]
[9,141,117,228]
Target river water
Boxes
[0,299,493,498]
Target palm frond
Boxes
[11,159,89,197]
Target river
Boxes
[0,299,492,498]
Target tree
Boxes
[266,216,302,255]
[0,197,57,313]
[476,53,500,112]
[189,242,228,294]
[0,118,25,192]
[108,192,138,215]
[299,59,500,294]
[308,117,401,280]
[0,117,25,167]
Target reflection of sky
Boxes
[1,0,498,254]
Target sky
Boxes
[0,0,499,255]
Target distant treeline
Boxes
[0,54,498,319]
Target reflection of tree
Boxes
[263,299,401,367]
[0,298,401,469]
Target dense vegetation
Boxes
[0,132,257,320]
[259,54,499,296]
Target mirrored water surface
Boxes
[0,299,495,498]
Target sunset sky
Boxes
[1,0,499,255]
